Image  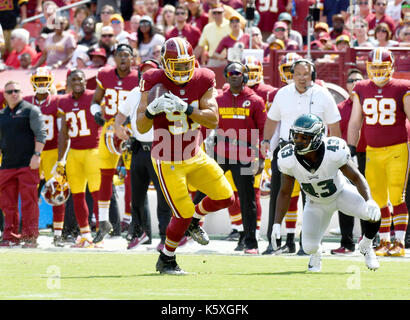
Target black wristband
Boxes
[348,145,357,157]
[33,151,41,157]
[145,109,155,119]
[262,139,270,144]
[185,104,194,116]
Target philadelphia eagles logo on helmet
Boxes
[290,114,325,155]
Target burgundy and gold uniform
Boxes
[95,66,139,225]
[96,66,140,122]
[353,79,409,148]
[141,66,233,252]
[353,77,410,254]
[58,90,102,193]
[24,95,59,151]
[24,94,65,235]
[141,67,215,162]
[58,89,102,238]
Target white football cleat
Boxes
[358,238,379,271]
[308,251,322,272]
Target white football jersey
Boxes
[278,137,351,204]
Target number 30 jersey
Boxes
[353,78,410,148]
[278,137,351,204]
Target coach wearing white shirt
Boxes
[114,60,171,252]
[260,59,342,255]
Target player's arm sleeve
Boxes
[118,88,141,117]
[277,150,295,177]
[254,97,267,141]
[322,88,342,124]
[95,69,105,89]
[266,92,281,121]
[330,138,351,168]
[29,105,47,144]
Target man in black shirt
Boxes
[0,80,46,248]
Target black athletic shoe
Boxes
[156,252,186,275]
[93,221,113,243]
[186,222,209,245]
[277,243,296,254]
[234,232,245,251]
[53,235,65,247]
[262,243,275,255]
[223,229,240,241]
[297,246,308,256]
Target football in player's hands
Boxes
[148,83,169,105]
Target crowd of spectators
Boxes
[0,0,409,72]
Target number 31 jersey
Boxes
[278,137,351,204]
[353,78,410,148]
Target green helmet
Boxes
[290,114,325,155]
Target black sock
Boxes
[191,217,200,226]
[362,220,381,240]
[286,233,295,244]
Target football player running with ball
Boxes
[137,37,234,275]
[273,114,381,272]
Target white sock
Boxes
[379,232,391,242]
[54,229,62,237]
[233,224,243,232]
[394,230,406,243]
[98,202,110,222]
[361,235,373,248]
[82,232,92,241]
[163,247,175,257]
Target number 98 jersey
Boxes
[278,137,351,204]
[352,78,410,148]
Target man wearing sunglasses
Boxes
[0,81,47,248]
[266,21,299,51]
[213,61,267,254]
[331,69,367,256]
[194,4,230,66]
[368,0,396,34]
[165,5,202,49]
[89,26,116,66]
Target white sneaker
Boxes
[358,238,379,271]
[308,251,322,272]
[329,227,341,236]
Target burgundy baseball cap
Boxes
[138,59,159,70]
[90,47,107,57]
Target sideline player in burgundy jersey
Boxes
[57,69,102,248]
[137,37,234,274]
[90,44,140,244]
[24,68,66,247]
[348,47,410,257]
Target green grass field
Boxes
[0,251,409,300]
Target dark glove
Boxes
[94,111,106,126]
[348,145,357,157]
